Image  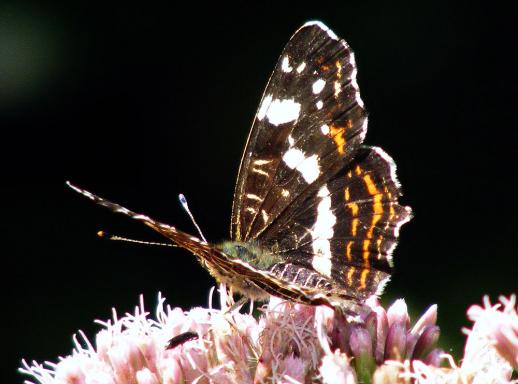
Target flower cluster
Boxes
[19,288,517,383]
[461,295,517,382]
[320,297,442,383]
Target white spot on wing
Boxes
[312,79,326,94]
[282,148,319,184]
[320,124,329,135]
[372,146,399,189]
[311,185,336,277]
[257,94,272,121]
[349,50,357,66]
[281,189,290,197]
[281,56,292,73]
[246,193,262,201]
[317,185,330,198]
[252,168,269,176]
[296,62,306,73]
[351,70,359,90]
[282,147,305,169]
[312,257,332,279]
[334,81,341,97]
[297,155,319,183]
[253,159,272,166]
[394,207,412,237]
[303,21,338,40]
[316,100,323,109]
[265,98,301,126]
[261,209,269,223]
[116,207,130,215]
[349,52,364,108]
[133,214,150,220]
[360,117,368,141]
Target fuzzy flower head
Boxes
[316,297,442,383]
[461,295,516,382]
[19,290,517,384]
[20,288,261,384]
[371,295,518,384]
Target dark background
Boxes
[2,2,516,382]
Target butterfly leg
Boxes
[224,295,248,314]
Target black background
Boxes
[2,2,517,382]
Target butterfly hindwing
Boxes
[231,21,368,242]
[262,146,412,301]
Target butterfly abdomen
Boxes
[269,262,333,290]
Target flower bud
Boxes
[350,326,376,381]
[412,325,440,360]
[387,299,410,331]
[384,323,406,361]
[411,304,437,335]
[424,348,444,367]
[373,306,388,364]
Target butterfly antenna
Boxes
[97,231,176,247]
[178,193,207,242]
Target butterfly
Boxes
[68,21,412,312]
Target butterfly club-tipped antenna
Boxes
[66,181,175,249]
[178,193,207,243]
[97,230,176,248]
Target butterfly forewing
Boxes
[231,22,368,242]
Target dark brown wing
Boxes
[231,21,367,242]
[262,146,412,301]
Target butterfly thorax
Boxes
[218,241,283,271]
[196,241,282,300]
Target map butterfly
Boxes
[68,21,412,312]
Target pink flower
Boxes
[484,295,518,369]
[319,350,355,384]
[255,297,322,383]
[462,295,516,381]
[19,291,517,383]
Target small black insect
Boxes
[166,331,198,349]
